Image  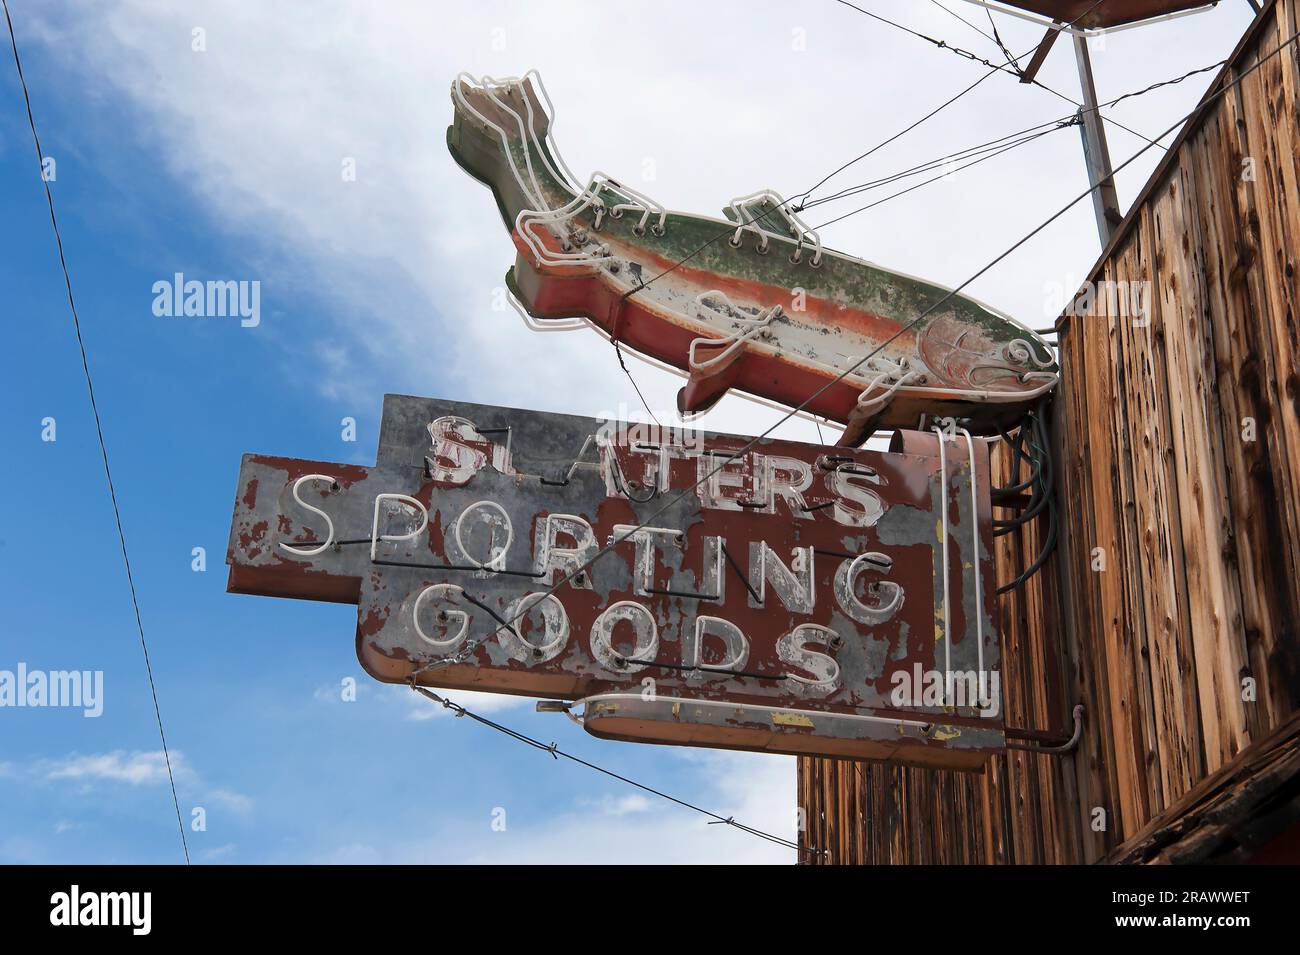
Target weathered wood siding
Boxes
[798,0,1300,864]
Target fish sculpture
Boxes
[448,71,1057,446]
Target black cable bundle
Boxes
[992,396,1058,594]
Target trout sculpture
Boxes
[449,71,1057,445]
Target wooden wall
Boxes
[798,0,1300,864]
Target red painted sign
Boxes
[227,395,1004,768]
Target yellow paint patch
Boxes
[772,711,815,728]
[932,725,961,741]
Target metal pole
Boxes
[1072,33,1122,245]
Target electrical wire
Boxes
[409,684,807,855]
[856,0,1169,152]
[800,28,1234,221]
[992,397,1059,592]
[3,0,190,864]
[415,0,1289,864]
[1100,57,1229,109]
[833,0,1025,75]
[620,0,1111,301]
[801,40,1238,224]
[808,121,1073,229]
[928,0,1021,69]
[458,18,1300,676]
[612,338,662,427]
[983,1,1020,68]
[803,112,1078,208]
[934,0,1030,75]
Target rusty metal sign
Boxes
[227,395,1004,769]
[448,72,1058,445]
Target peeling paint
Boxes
[226,394,1004,768]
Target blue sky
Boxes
[1,0,1253,863]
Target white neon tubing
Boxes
[600,172,667,234]
[504,70,582,196]
[279,474,337,557]
[956,426,986,680]
[592,248,1057,403]
[933,427,953,705]
[688,293,782,373]
[844,552,905,618]
[692,615,750,672]
[453,499,514,571]
[728,189,823,264]
[753,542,816,611]
[504,592,569,655]
[463,75,1055,405]
[369,493,429,561]
[480,75,550,213]
[412,583,469,650]
[524,69,584,192]
[453,74,547,212]
[591,600,660,667]
[507,288,586,332]
[854,358,921,414]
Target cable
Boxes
[804,112,1077,208]
[798,26,1290,240]
[793,72,1000,207]
[408,684,807,855]
[806,44,1236,221]
[407,12,1297,860]
[996,398,1059,593]
[808,122,1071,228]
[834,0,1024,74]
[1100,58,1228,109]
[612,69,1001,303]
[847,0,1169,152]
[983,1,1020,68]
[612,338,662,427]
[3,0,190,864]
[929,0,1022,70]
[621,0,1110,302]
[460,18,1300,667]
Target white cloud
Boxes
[579,793,653,816]
[207,788,254,814]
[199,843,239,863]
[397,684,533,720]
[465,748,798,864]
[307,749,797,864]
[28,0,1251,443]
[23,750,252,820]
[19,0,1255,865]
[312,675,532,718]
[40,750,192,786]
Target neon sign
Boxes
[227,395,1004,768]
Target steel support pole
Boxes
[1073,33,1122,246]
